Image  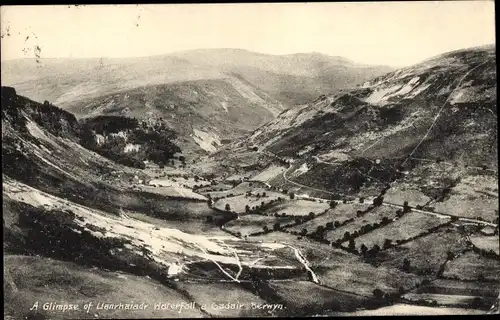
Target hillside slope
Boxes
[65,77,285,155]
[204,45,497,222]
[247,45,496,163]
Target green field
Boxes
[250,165,287,183]
[442,252,500,282]
[402,293,494,308]
[348,211,449,250]
[224,215,296,236]
[329,304,486,316]
[285,203,369,234]
[125,211,230,237]
[432,174,498,222]
[139,185,207,200]
[316,260,425,297]
[204,182,258,199]
[415,279,500,297]
[378,227,469,275]
[214,191,285,214]
[470,235,500,255]
[263,199,330,217]
[325,206,399,243]
[383,183,433,207]
[196,183,235,194]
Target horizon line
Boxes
[0,44,495,69]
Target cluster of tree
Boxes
[245,191,268,199]
[82,115,139,134]
[249,210,327,237]
[80,116,181,169]
[369,288,402,308]
[372,195,384,207]
[211,193,238,202]
[2,98,29,133]
[2,92,80,140]
[243,197,286,215]
[276,158,290,167]
[30,101,80,138]
[296,216,350,242]
[360,244,381,260]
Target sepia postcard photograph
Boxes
[1,1,498,318]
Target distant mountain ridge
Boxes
[1,48,393,107]
[1,49,393,155]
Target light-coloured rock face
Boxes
[191,128,221,153]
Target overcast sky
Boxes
[0,2,495,67]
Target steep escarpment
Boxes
[247,45,496,166]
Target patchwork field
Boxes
[470,235,500,255]
[246,236,429,298]
[348,211,450,250]
[224,215,296,236]
[263,199,330,217]
[378,227,469,275]
[285,203,370,234]
[213,192,285,214]
[325,206,399,243]
[250,232,358,267]
[442,252,500,282]
[432,174,498,222]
